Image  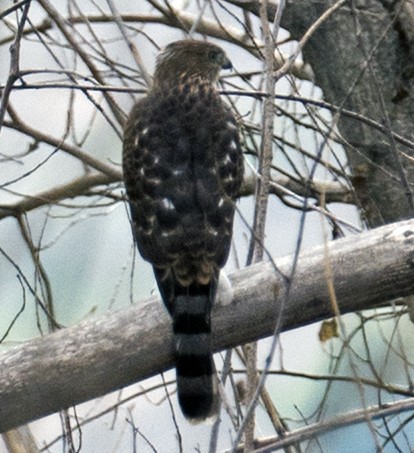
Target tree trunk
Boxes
[281,0,414,226]
[232,0,414,225]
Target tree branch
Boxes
[0,1,31,130]
[3,115,122,179]
[36,0,126,128]
[0,172,120,220]
[0,12,313,82]
[225,396,414,452]
[1,219,414,432]
[0,169,351,221]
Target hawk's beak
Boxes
[222,55,232,70]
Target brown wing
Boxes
[122,82,243,288]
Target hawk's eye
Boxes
[208,50,220,62]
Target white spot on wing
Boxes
[229,140,238,150]
[222,155,232,165]
[142,216,155,235]
[147,177,161,185]
[161,197,175,210]
[208,226,219,236]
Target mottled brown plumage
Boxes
[123,40,244,421]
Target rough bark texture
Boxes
[1,219,414,432]
[282,0,414,226]
[231,0,414,226]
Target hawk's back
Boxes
[123,78,243,286]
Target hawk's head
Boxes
[154,40,232,86]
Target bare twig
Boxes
[0,173,119,220]
[0,12,314,81]
[249,397,414,452]
[106,0,152,86]
[4,112,121,179]
[0,1,31,130]
[37,0,126,128]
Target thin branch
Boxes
[0,0,32,21]
[243,1,278,449]
[0,1,31,130]
[4,110,121,179]
[0,12,313,81]
[0,173,119,220]
[106,0,152,87]
[249,397,414,452]
[36,0,126,128]
[226,91,414,155]
[246,0,277,264]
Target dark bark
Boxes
[283,0,414,226]
[230,0,414,226]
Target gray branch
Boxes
[1,219,414,432]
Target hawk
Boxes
[123,40,244,421]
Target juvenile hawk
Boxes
[123,40,244,421]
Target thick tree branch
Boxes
[1,219,414,432]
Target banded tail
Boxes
[173,284,219,422]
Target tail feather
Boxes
[173,291,219,422]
